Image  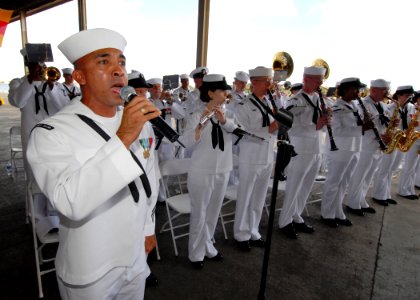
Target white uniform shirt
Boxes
[27,99,157,285]
[286,90,323,154]
[225,90,246,116]
[8,77,70,149]
[62,82,82,99]
[359,96,389,153]
[181,108,237,174]
[235,94,275,165]
[331,99,362,152]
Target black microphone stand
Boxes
[257,91,295,299]
[257,128,292,300]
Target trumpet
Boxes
[43,66,61,82]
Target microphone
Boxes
[120,86,184,146]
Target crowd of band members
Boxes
[9,44,420,273]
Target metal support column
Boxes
[78,0,87,31]
[196,0,210,67]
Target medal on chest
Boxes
[140,137,154,159]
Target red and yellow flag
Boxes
[0,9,13,47]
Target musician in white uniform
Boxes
[180,74,237,269]
[234,66,280,250]
[278,66,328,238]
[62,67,81,100]
[397,88,419,200]
[27,28,160,300]
[371,85,414,205]
[8,43,70,236]
[146,77,184,161]
[346,79,390,215]
[226,71,249,116]
[320,78,365,227]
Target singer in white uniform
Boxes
[234,66,280,251]
[278,66,328,239]
[180,74,237,269]
[27,28,160,300]
[320,78,365,227]
[346,79,390,215]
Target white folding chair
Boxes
[9,126,23,180]
[27,182,59,298]
[304,179,325,216]
[159,159,191,256]
[265,179,287,216]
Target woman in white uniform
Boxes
[181,74,237,269]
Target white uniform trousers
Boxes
[57,257,149,300]
[416,159,420,187]
[372,151,403,200]
[188,170,229,262]
[278,153,322,228]
[321,150,360,219]
[234,162,272,241]
[397,143,420,196]
[346,151,382,209]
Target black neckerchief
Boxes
[249,93,270,127]
[34,82,49,115]
[63,84,76,100]
[373,101,390,127]
[343,103,363,126]
[76,114,151,202]
[210,118,224,151]
[301,92,321,125]
[399,105,409,130]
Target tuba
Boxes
[272,51,294,82]
[398,104,420,152]
[43,66,61,82]
[383,98,406,154]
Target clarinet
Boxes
[318,89,339,151]
[356,96,388,151]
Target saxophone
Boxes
[383,99,406,154]
[398,104,420,152]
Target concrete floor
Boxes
[0,103,419,300]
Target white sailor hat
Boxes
[201,74,232,90]
[146,78,163,86]
[304,66,326,76]
[180,74,189,80]
[128,71,152,88]
[290,82,303,90]
[370,79,390,88]
[396,85,414,94]
[249,66,273,78]
[339,77,366,88]
[234,71,249,82]
[61,68,73,75]
[190,66,209,79]
[58,28,127,64]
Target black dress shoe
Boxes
[386,198,397,205]
[190,260,204,269]
[415,185,420,190]
[320,216,338,228]
[293,221,315,233]
[205,252,223,261]
[236,240,251,252]
[146,273,158,287]
[249,238,266,248]
[372,198,388,206]
[280,223,298,239]
[346,206,364,216]
[361,207,376,214]
[399,194,418,200]
[335,218,352,226]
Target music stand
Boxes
[162,74,180,90]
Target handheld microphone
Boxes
[120,86,184,146]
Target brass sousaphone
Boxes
[272,51,294,82]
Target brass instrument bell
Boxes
[272,51,294,81]
[43,66,61,82]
